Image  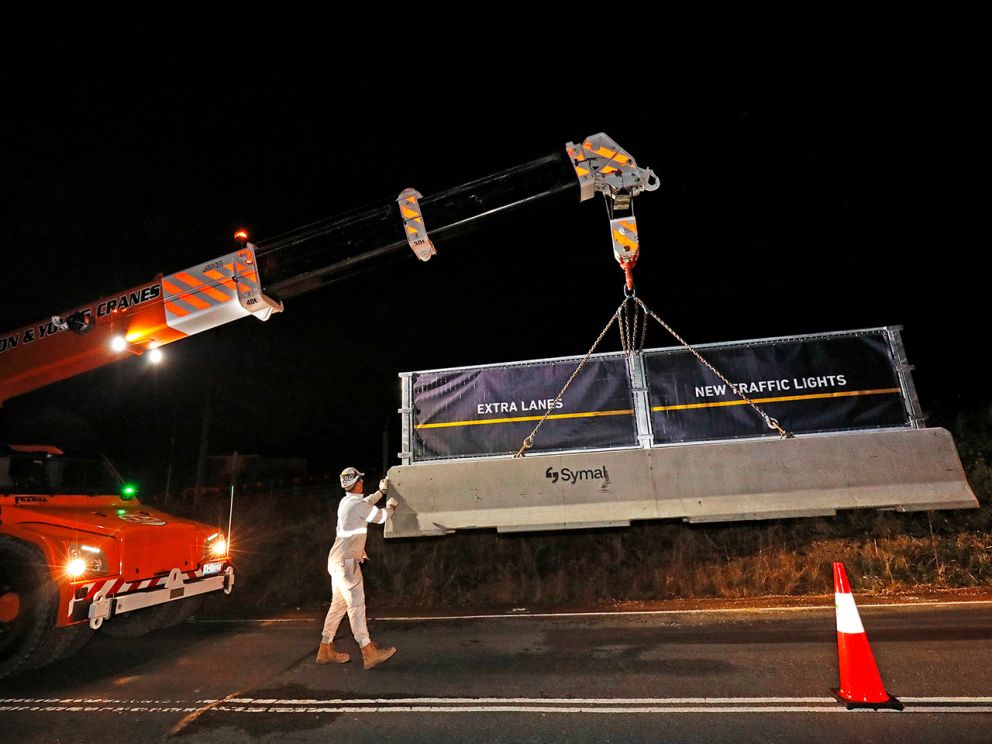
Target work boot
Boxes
[316,642,350,664]
[360,640,397,670]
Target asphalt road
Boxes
[1,601,991,743]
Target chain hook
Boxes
[763,415,793,439]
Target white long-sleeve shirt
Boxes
[327,490,389,563]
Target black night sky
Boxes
[1,11,985,492]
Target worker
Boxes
[317,466,399,670]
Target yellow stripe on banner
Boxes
[652,388,902,413]
[415,408,634,430]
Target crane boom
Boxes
[258,151,576,298]
[0,134,658,405]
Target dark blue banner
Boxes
[644,332,908,443]
[412,356,636,460]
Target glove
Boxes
[366,490,383,505]
[379,477,390,493]
[386,496,399,509]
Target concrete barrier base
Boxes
[385,428,978,539]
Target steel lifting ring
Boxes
[624,282,636,298]
[764,415,793,438]
[514,435,535,458]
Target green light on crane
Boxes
[121,484,138,500]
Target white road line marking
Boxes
[217,705,849,714]
[191,618,310,623]
[4,696,992,716]
[0,698,178,704]
[2,705,202,714]
[167,689,248,736]
[4,705,991,715]
[211,705,992,715]
[228,697,838,705]
[3,696,834,706]
[3,696,990,705]
[374,599,992,622]
[188,598,992,625]
[900,697,992,703]
[899,707,992,714]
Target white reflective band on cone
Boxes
[834,592,865,634]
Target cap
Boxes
[339,467,364,490]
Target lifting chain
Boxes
[516,291,792,457]
[634,297,793,439]
[514,300,627,458]
[617,289,647,356]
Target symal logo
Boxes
[545,466,610,485]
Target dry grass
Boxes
[362,501,991,609]
[164,414,992,611]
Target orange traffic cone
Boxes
[831,562,903,710]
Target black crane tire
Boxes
[159,594,207,629]
[0,536,61,680]
[24,622,94,669]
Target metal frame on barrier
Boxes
[397,326,919,465]
[884,325,926,429]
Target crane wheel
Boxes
[0,536,62,680]
[0,592,20,623]
[24,622,94,670]
[159,594,207,629]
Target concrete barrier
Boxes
[385,428,977,538]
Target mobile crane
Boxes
[0,134,659,678]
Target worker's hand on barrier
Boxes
[386,496,399,509]
[379,477,390,493]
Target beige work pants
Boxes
[321,557,370,647]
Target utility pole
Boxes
[193,404,210,508]
[163,428,176,509]
[382,419,390,478]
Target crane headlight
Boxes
[65,546,108,578]
[66,557,87,578]
[110,336,127,352]
[204,532,229,558]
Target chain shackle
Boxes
[514,435,535,459]
[763,415,793,439]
